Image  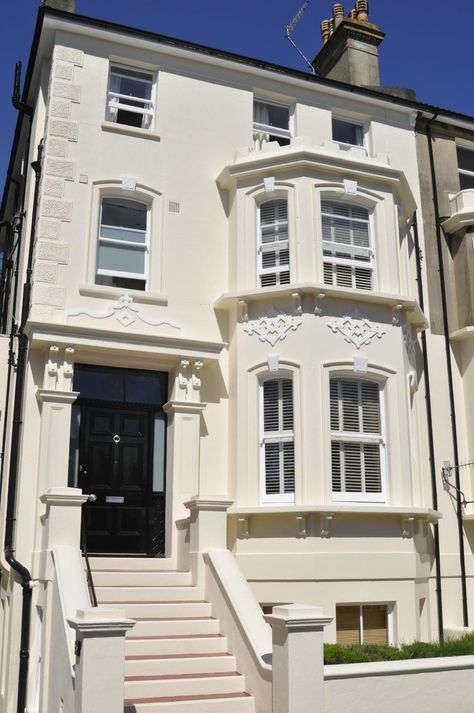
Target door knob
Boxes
[113,434,120,444]
[87,494,97,503]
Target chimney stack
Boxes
[312,2,385,87]
[41,0,75,12]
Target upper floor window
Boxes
[96,197,149,291]
[258,200,290,287]
[261,377,295,503]
[457,146,474,190]
[322,201,374,291]
[330,377,386,502]
[332,117,365,148]
[253,100,291,147]
[106,65,154,129]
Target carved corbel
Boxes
[422,517,437,537]
[191,361,203,400]
[321,512,334,538]
[63,347,75,392]
[401,515,416,538]
[296,515,307,538]
[238,300,249,323]
[392,304,404,326]
[178,359,190,393]
[44,345,60,390]
[238,517,250,539]
[292,292,303,316]
[314,292,326,316]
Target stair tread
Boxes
[124,692,251,704]
[133,617,216,622]
[93,569,187,573]
[126,672,241,682]
[127,635,224,641]
[100,600,207,604]
[98,585,196,588]
[126,654,230,661]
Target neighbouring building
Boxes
[0,0,473,710]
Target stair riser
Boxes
[124,697,255,713]
[97,587,203,603]
[131,620,220,637]
[92,571,192,587]
[125,675,246,699]
[89,557,177,571]
[125,655,236,677]
[126,637,228,657]
[115,602,212,618]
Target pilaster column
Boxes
[36,390,79,493]
[68,608,135,713]
[163,399,205,561]
[264,604,332,713]
[184,498,233,585]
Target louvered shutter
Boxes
[362,605,388,645]
[259,200,290,287]
[321,201,374,290]
[262,378,294,501]
[330,378,385,501]
[336,606,361,646]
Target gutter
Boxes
[425,113,469,628]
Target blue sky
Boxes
[1,0,473,188]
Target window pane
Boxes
[102,198,147,231]
[100,226,146,244]
[68,404,81,487]
[152,411,166,492]
[95,275,146,291]
[125,373,168,405]
[457,147,474,173]
[98,244,145,275]
[254,101,289,130]
[74,367,124,401]
[110,67,152,99]
[333,119,363,146]
[460,173,474,190]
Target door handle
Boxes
[87,494,97,503]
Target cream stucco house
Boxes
[0,0,473,711]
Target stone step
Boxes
[124,672,246,700]
[89,557,177,571]
[125,635,228,657]
[125,654,236,677]
[96,586,203,603]
[103,601,212,619]
[131,618,220,638]
[123,692,255,712]
[93,570,192,587]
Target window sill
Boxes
[101,121,161,142]
[228,504,441,519]
[78,283,168,306]
[214,282,428,329]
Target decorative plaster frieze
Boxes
[245,306,302,347]
[327,310,386,350]
[66,294,181,332]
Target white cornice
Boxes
[217,145,417,215]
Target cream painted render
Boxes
[0,6,473,713]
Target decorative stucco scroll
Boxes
[66,293,181,331]
[244,307,302,347]
[327,309,385,350]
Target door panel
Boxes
[79,404,163,555]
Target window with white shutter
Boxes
[321,201,374,291]
[261,378,295,503]
[258,200,290,287]
[330,378,386,502]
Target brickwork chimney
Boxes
[313,2,385,87]
[42,0,75,12]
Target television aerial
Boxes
[285,1,316,75]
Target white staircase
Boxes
[90,557,255,713]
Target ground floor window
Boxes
[336,604,389,646]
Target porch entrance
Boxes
[69,365,168,556]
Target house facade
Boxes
[0,0,473,710]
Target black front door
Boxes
[81,406,151,554]
[70,365,168,556]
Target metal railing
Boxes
[81,494,97,607]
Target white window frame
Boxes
[330,377,387,504]
[253,99,293,144]
[457,144,474,190]
[257,199,290,287]
[336,603,394,646]
[321,200,376,291]
[259,376,295,504]
[332,115,366,149]
[96,197,150,289]
[106,64,156,130]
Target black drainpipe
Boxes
[3,136,42,713]
[412,210,444,642]
[426,113,468,628]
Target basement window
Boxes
[332,117,365,148]
[106,65,155,130]
[336,604,390,646]
[457,146,474,190]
